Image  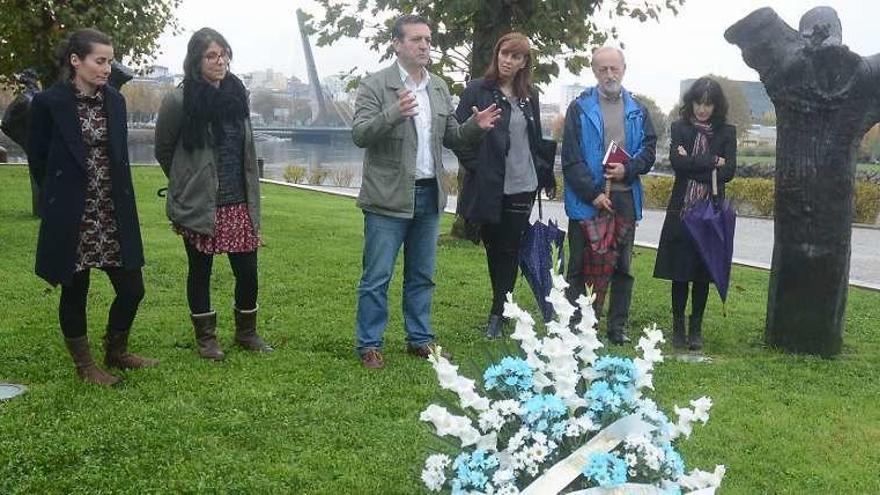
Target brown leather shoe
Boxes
[360,349,384,369]
[406,342,451,360]
[191,311,225,361]
[233,306,274,353]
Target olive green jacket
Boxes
[352,63,484,218]
[154,88,261,235]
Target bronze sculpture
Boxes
[726,7,880,356]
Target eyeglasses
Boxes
[203,52,230,64]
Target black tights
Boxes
[672,280,709,318]
[184,240,258,314]
[480,192,534,316]
[59,268,145,338]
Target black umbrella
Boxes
[519,199,566,322]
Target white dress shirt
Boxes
[397,61,434,179]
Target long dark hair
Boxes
[180,28,248,151]
[183,27,233,84]
[55,28,112,82]
[679,76,728,126]
[483,32,533,99]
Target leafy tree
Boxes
[306,0,683,94]
[0,0,182,89]
[760,109,776,127]
[121,81,174,123]
[707,75,752,138]
[633,93,667,150]
[858,123,880,163]
[307,0,683,238]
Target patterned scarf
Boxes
[681,120,714,212]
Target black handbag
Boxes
[535,138,557,189]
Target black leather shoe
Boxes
[485,315,503,340]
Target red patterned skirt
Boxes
[174,203,261,255]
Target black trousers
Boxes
[672,280,709,318]
[480,191,534,316]
[184,240,258,314]
[565,190,636,333]
[59,267,145,338]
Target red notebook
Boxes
[602,140,631,168]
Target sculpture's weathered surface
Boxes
[726,7,880,356]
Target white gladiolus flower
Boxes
[427,353,490,412]
[691,396,713,424]
[678,465,727,490]
[420,405,481,446]
[421,454,451,491]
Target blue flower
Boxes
[660,441,685,479]
[522,393,567,433]
[593,356,639,385]
[583,452,628,487]
[450,449,499,492]
[585,380,637,423]
[483,356,534,396]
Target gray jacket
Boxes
[154,88,261,235]
[352,64,484,218]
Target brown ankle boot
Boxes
[64,336,121,387]
[191,311,225,360]
[233,306,273,352]
[104,329,159,369]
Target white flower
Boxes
[420,454,450,491]
[691,396,713,424]
[427,354,490,412]
[678,465,727,490]
[420,405,481,446]
[671,396,713,439]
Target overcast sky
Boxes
[152,0,880,112]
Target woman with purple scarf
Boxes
[653,77,737,351]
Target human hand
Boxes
[592,193,613,212]
[397,89,418,117]
[715,156,726,168]
[605,162,625,181]
[471,103,502,130]
[677,145,688,157]
[544,186,556,200]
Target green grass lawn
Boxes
[1,166,878,494]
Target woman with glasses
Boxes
[155,27,272,360]
[28,28,157,386]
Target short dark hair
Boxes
[679,76,728,126]
[391,14,429,40]
[55,28,113,81]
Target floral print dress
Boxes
[73,88,122,272]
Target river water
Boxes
[1,128,460,186]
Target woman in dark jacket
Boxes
[154,28,271,360]
[454,32,556,339]
[653,77,737,350]
[28,28,157,386]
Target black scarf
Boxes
[181,73,249,151]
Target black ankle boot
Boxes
[485,315,503,340]
[672,314,687,349]
[688,314,703,351]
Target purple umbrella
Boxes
[682,171,737,302]
[519,216,565,322]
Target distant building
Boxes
[288,76,310,99]
[560,84,587,105]
[246,69,288,91]
[680,78,774,122]
[131,65,178,86]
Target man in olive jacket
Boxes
[352,14,501,369]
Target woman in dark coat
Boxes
[653,77,737,350]
[28,29,157,386]
[154,28,271,360]
[454,32,556,339]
